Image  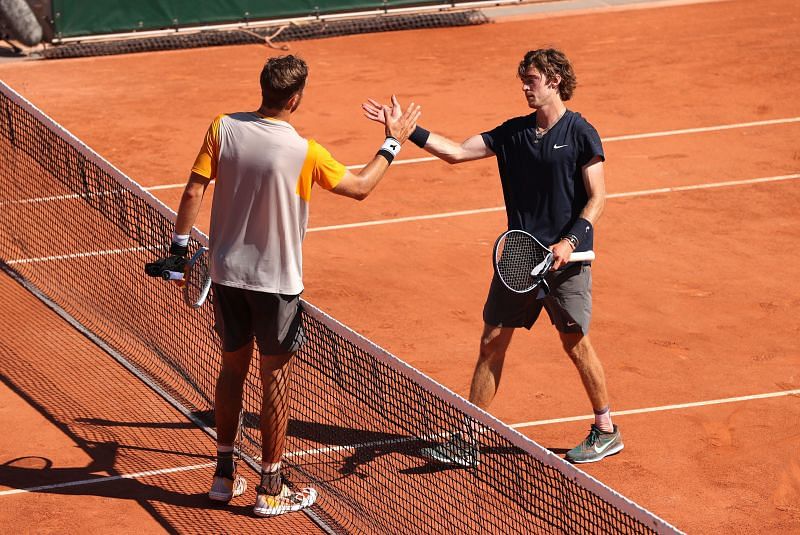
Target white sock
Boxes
[261,461,281,474]
[594,407,614,433]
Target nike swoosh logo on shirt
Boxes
[553,144,568,149]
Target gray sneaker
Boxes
[420,433,480,468]
[565,424,624,463]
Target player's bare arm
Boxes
[333,96,421,200]
[551,156,605,269]
[579,156,606,224]
[362,98,493,163]
[174,171,212,235]
[420,132,493,164]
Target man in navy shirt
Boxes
[364,48,622,465]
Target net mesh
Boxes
[0,80,680,534]
[42,10,490,60]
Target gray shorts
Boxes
[212,283,305,355]
[483,263,592,335]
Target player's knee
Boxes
[561,334,591,361]
[220,355,250,378]
[259,351,293,372]
[217,365,248,392]
[479,335,505,361]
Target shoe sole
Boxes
[567,442,624,464]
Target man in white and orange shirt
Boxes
[146,55,419,517]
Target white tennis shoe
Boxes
[208,472,248,502]
[253,484,318,517]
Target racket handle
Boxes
[161,270,185,281]
[568,251,595,262]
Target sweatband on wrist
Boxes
[171,232,190,247]
[566,217,593,247]
[377,136,401,163]
[169,232,190,256]
[409,126,430,148]
[169,243,188,256]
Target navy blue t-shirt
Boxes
[481,110,604,252]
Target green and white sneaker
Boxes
[565,424,624,463]
[420,433,480,468]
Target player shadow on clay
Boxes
[0,374,267,529]
[0,441,231,509]
[285,419,529,478]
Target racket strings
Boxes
[496,233,550,292]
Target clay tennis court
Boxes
[1,0,798,532]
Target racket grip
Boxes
[568,251,595,262]
[161,270,185,281]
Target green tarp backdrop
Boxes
[51,0,459,38]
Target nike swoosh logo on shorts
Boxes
[553,144,568,149]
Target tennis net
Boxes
[42,10,490,59]
[0,79,682,534]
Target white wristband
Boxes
[171,232,190,247]
[380,137,401,158]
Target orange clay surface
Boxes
[1,0,799,532]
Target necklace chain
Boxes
[534,109,566,143]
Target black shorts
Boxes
[212,283,305,355]
[482,263,592,335]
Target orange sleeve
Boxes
[296,139,347,201]
[191,115,224,179]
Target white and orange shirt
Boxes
[192,112,346,294]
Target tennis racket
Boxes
[493,230,595,294]
[162,246,211,308]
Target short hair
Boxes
[260,55,308,109]
[517,48,577,101]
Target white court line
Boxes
[292,388,800,456]
[0,190,126,208]
[7,116,797,203]
[306,173,800,232]
[0,462,214,497]
[284,435,425,460]
[307,206,506,232]
[510,388,800,429]
[3,388,797,496]
[344,117,800,171]
[140,116,800,191]
[602,116,800,142]
[5,192,99,205]
[6,246,158,265]
[8,173,798,264]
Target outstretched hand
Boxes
[368,95,421,144]
[362,98,388,125]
